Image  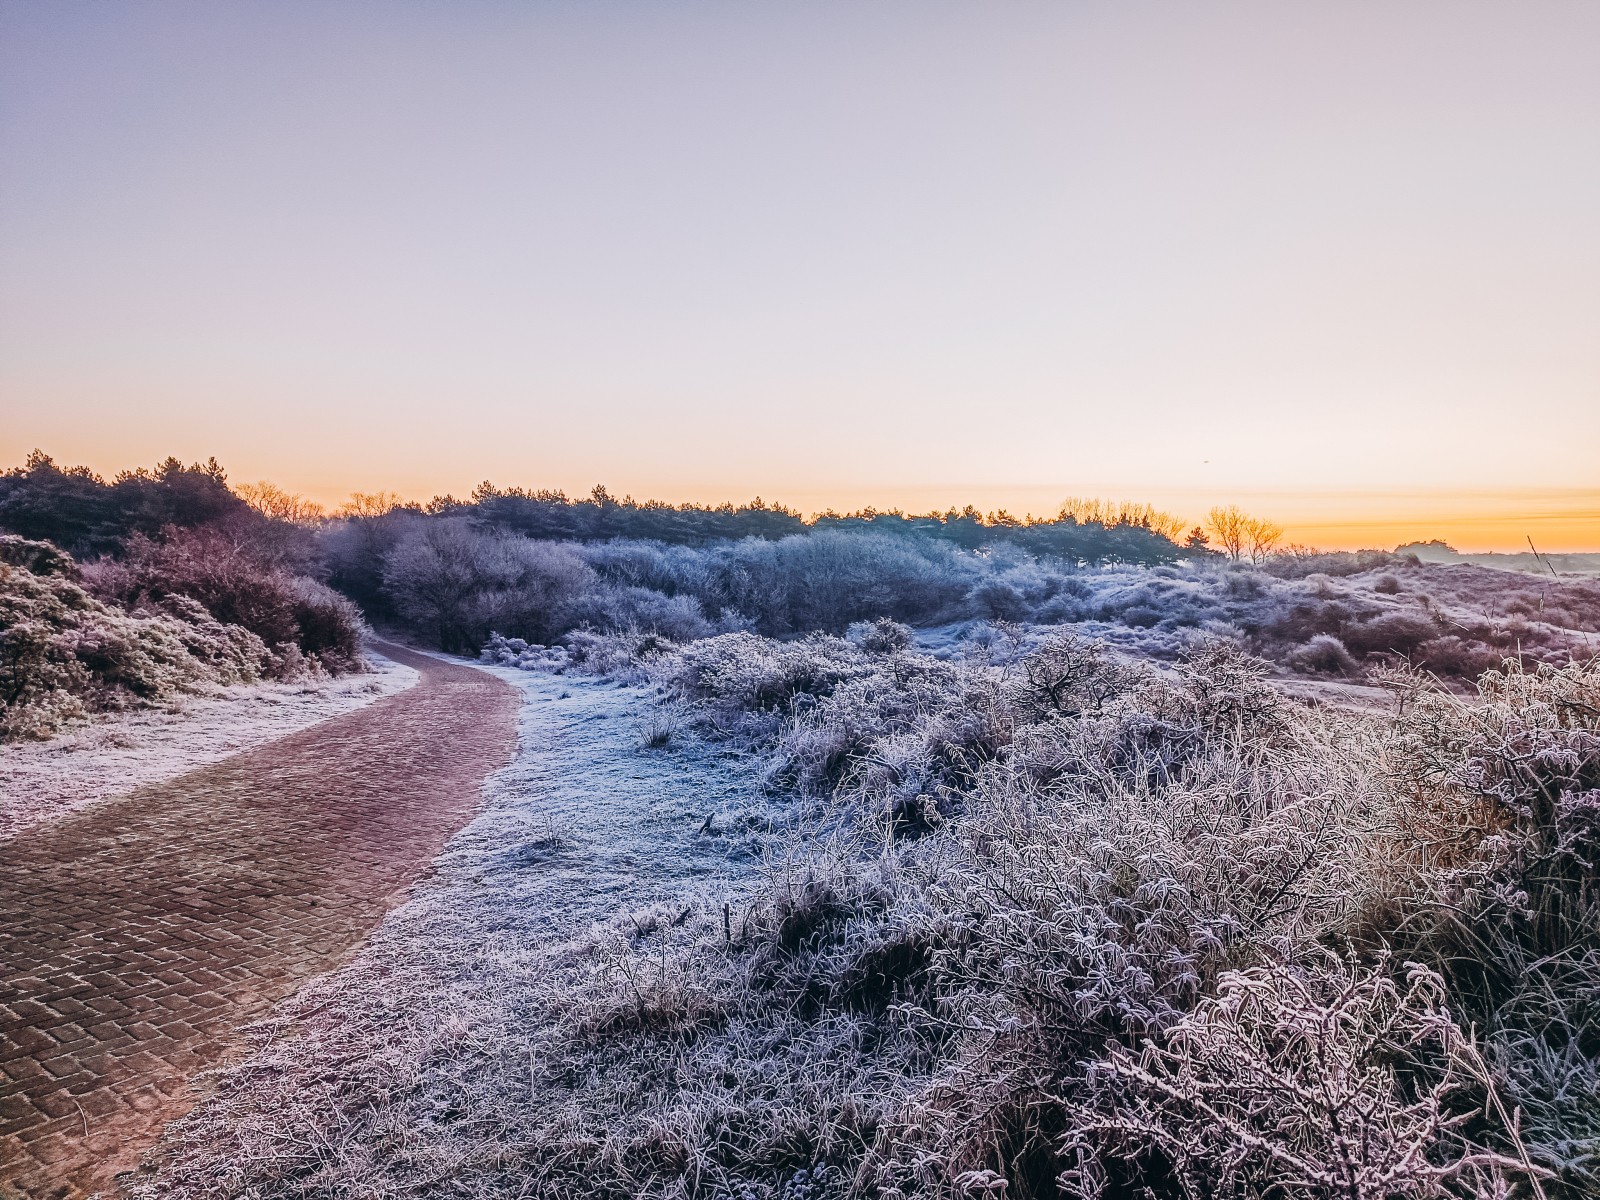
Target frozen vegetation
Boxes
[5,451,1599,1198]
[127,625,1600,1199]
[128,660,771,1198]
[360,514,1598,688]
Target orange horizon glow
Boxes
[23,444,1590,555]
[5,437,1596,554]
[335,486,1600,555]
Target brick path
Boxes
[0,644,518,1199]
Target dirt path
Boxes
[0,644,517,1200]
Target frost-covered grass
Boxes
[131,628,1600,1199]
[0,649,417,841]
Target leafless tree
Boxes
[235,480,326,525]
[338,491,408,519]
[1206,506,1283,563]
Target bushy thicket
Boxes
[426,521,1598,686]
[87,527,365,675]
[471,631,1595,1199]
[0,535,273,738]
[321,501,1187,638]
[0,452,370,737]
[436,483,1187,564]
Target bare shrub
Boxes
[381,520,593,651]
[1064,956,1535,1199]
[1010,631,1142,719]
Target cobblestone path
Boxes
[0,645,517,1198]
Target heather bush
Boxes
[88,527,365,673]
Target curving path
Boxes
[0,644,518,1199]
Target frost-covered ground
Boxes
[128,661,774,1197]
[0,649,418,842]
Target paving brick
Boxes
[0,644,515,1199]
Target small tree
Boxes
[1205,505,1250,561]
[338,491,407,519]
[1245,515,1284,564]
[1206,506,1283,564]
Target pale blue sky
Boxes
[2,1,1597,546]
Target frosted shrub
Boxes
[1285,631,1360,675]
[90,528,365,674]
[846,616,914,655]
[563,628,675,680]
[479,632,571,671]
[662,632,868,731]
[1009,631,1145,720]
[1343,610,1441,658]
[1385,659,1600,1193]
[0,536,270,738]
[1065,957,1533,1200]
[780,657,1007,821]
[382,521,593,651]
[575,584,713,641]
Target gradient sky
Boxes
[2,1,1597,550]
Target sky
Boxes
[1,1,1597,551]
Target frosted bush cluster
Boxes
[122,593,1598,1196]
[0,535,271,738]
[479,633,571,672]
[360,516,1599,685]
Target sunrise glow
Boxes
[2,1,1596,551]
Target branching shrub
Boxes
[1380,659,1600,1194]
[381,520,593,652]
